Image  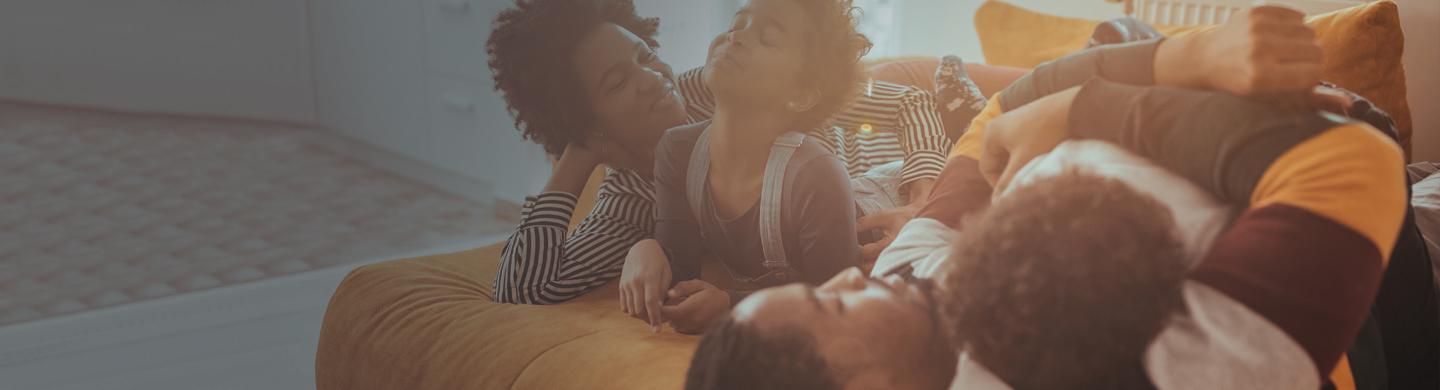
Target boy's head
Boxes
[702,0,872,129]
[937,171,1188,389]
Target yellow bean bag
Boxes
[315,166,755,390]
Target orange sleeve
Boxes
[1249,123,1408,260]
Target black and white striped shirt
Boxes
[493,67,950,305]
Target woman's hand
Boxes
[620,239,673,333]
[979,86,1081,199]
[542,141,609,197]
[660,280,731,335]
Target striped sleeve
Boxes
[829,81,948,187]
[492,173,656,305]
[1067,78,1408,377]
[676,67,715,123]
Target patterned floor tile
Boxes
[0,102,510,326]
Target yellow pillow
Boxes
[974,0,1101,70]
[974,0,1412,159]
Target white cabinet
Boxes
[310,0,549,207]
[422,0,510,82]
[0,0,317,123]
[310,0,432,163]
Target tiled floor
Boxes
[0,101,511,327]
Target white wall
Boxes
[0,0,317,124]
[638,0,739,74]
[1395,0,1439,163]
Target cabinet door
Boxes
[310,0,431,161]
[421,0,509,82]
[0,0,316,123]
[426,73,548,204]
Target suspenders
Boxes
[685,127,807,284]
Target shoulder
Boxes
[654,120,711,183]
[597,168,656,201]
[656,120,709,157]
[788,132,842,166]
[785,133,849,184]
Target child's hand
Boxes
[856,202,921,271]
[660,280,730,335]
[620,239,672,333]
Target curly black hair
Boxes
[685,313,841,390]
[790,0,872,130]
[938,171,1188,390]
[486,0,660,156]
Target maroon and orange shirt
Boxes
[922,40,1408,387]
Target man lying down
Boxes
[678,5,1410,390]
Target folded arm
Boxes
[493,185,652,304]
[1064,78,1406,377]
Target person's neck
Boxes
[707,99,796,176]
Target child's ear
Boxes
[785,88,822,113]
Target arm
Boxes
[839,83,949,191]
[618,128,714,332]
[913,157,992,228]
[493,192,578,304]
[493,140,654,304]
[651,130,713,287]
[793,155,862,286]
[1068,79,1407,377]
[948,36,1156,162]
[960,5,1323,166]
[676,67,716,122]
[494,186,653,304]
[849,84,949,262]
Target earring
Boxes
[786,102,796,109]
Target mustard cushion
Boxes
[974,1,1102,71]
[316,165,757,389]
[973,0,1412,159]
